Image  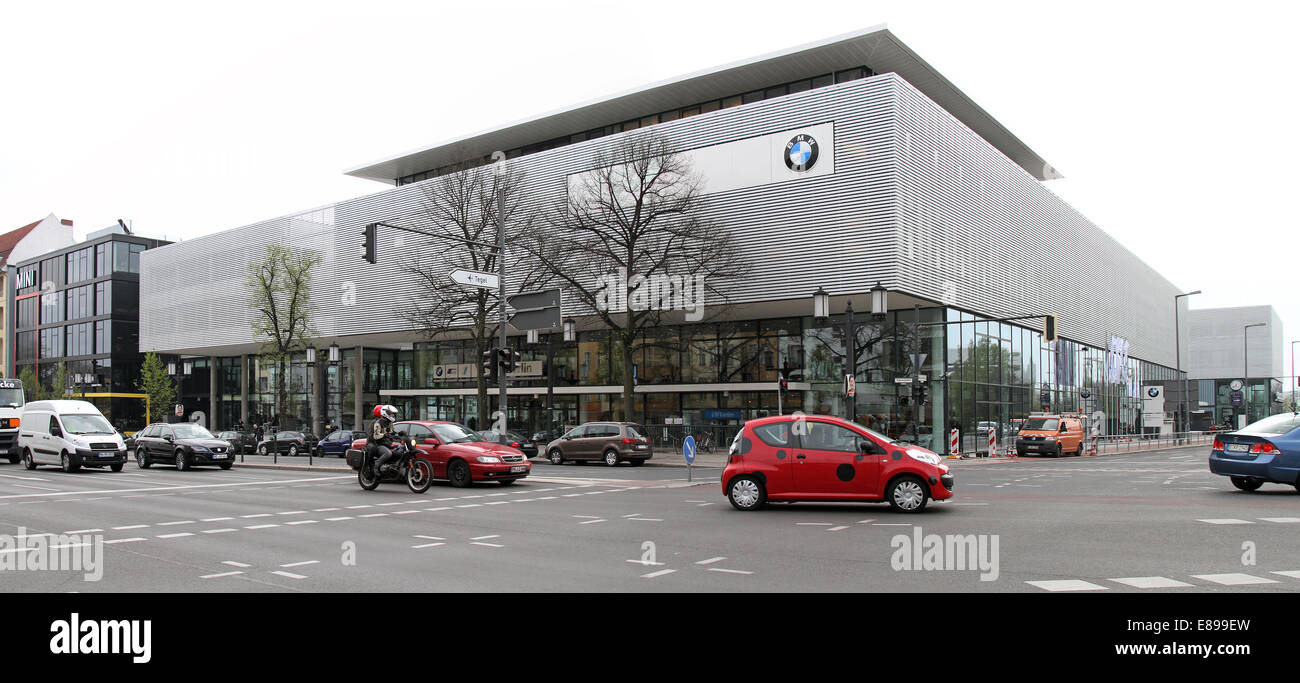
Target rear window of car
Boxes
[1245,413,1300,435]
[752,422,794,447]
[625,425,644,439]
[1023,418,1059,431]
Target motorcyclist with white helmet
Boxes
[368,404,401,473]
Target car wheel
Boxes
[175,451,189,471]
[219,463,233,470]
[258,445,268,455]
[603,449,620,467]
[548,449,564,465]
[1055,443,1063,458]
[887,476,929,513]
[1076,442,1085,457]
[61,451,79,473]
[22,448,37,470]
[136,449,151,469]
[447,459,472,488]
[288,445,298,457]
[1231,476,1263,492]
[727,475,766,511]
[110,464,124,473]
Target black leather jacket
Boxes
[368,417,396,448]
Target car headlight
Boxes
[476,456,502,463]
[905,448,941,466]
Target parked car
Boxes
[19,400,130,472]
[344,421,530,486]
[132,422,235,471]
[721,414,954,512]
[1015,415,1085,457]
[256,431,312,456]
[216,430,256,454]
[1208,412,1300,492]
[317,430,366,457]
[476,430,538,458]
[544,422,653,466]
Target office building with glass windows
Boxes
[1186,306,1285,429]
[138,25,1192,451]
[8,224,169,427]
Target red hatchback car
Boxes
[347,420,531,487]
[722,414,954,512]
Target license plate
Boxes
[97,451,116,458]
[510,465,526,473]
[213,453,228,459]
[1227,443,1249,453]
[635,444,647,449]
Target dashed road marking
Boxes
[1027,580,1108,592]
[695,557,727,565]
[201,571,244,579]
[641,569,676,579]
[1191,573,1278,586]
[270,570,307,580]
[222,561,251,568]
[708,568,753,575]
[1110,576,1194,589]
[280,560,319,568]
[1198,519,1253,525]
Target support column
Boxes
[240,354,249,425]
[314,359,326,436]
[209,356,218,430]
[353,346,364,431]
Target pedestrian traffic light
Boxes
[482,348,498,383]
[509,349,522,373]
[1043,314,1057,343]
[778,374,788,393]
[915,384,929,406]
[361,223,377,264]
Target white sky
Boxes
[3,0,1297,380]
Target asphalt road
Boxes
[2,446,1297,592]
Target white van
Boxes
[19,400,128,472]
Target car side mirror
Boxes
[422,438,439,446]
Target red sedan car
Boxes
[346,420,531,487]
[721,414,954,512]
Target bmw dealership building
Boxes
[138,26,1189,451]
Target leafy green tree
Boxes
[136,352,176,425]
[247,244,321,425]
[18,365,42,402]
[44,362,69,399]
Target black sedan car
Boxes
[133,422,235,471]
[216,430,256,454]
[476,430,538,458]
[256,431,313,456]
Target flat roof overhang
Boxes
[345,24,1062,184]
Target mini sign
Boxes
[845,374,856,397]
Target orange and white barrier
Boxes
[988,430,999,458]
[948,428,961,459]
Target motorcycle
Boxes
[358,434,434,493]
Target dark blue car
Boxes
[1208,412,1300,492]
[316,430,366,458]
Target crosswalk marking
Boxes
[1026,580,1108,591]
[1191,573,1279,586]
[1110,576,1193,589]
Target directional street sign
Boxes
[508,288,563,331]
[683,435,696,464]
[449,269,499,289]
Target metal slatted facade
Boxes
[141,72,1179,370]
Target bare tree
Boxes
[523,131,752,422]
[396,157,540,429]
[247,244,320,425]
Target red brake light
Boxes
[510,441,521,448]
[1250,441,1279,455]
[1213,439,1224,451]
[621,438,636,445]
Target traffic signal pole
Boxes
[497,181,508,434]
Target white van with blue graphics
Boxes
[0,378,24,463]
[19,400,129,472]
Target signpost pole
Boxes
[497,177,508,434]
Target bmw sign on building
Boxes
[785,134,819,172]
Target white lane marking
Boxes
[537,496,556,500]
[270,571,307,580]
[456,504,481,508]
[412,542,445,549]
[157,520,194,526]
[826,526,848,532]
[201,571,244,579]
[425,507,451,512]
[326,517,354,521]
[484,501,510,505]
[1260,517,1300,523]
[358,513,389,518]
[201,528,237,534]
[708,568,753,575]
[562,494,582,497]
[377,502,405,507]
[241,513,272,519]
[0,474,353,500]
[414,535,446,541]
[276,511,308,516]
[1198,519,1254,525]
[796,523,833,526]
[1191,573,1279,586]
[312,508,340,512]
[630,517,663,522]
[345,504,373,509]
[286,520,319,525]
[641,569,676,579]
[201,517,234,522]
[471,542,503,548]
[579,519,606,524]
[872,523,911,527]
[695,557,727,565]
[157,532,193,539]
[1110,576,1194,589]
[222,561,252,568]
[1270,570,1300,579]
[280,560,319,568]
[104,537,146,544]
[63,529,102,534]
[471,535,501,540]
[0,474,49,481]
[393,510,420,515]
[856,519,876,524]
[12,484,59,491]
[1026,580,1109,592]
[696,503,713,507]
[244,524,280,529]
[622,514,642,518]
[627,559,666,566]
[573,515,601,519]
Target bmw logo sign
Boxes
[785,134,819,172]
[1147,387,1160,398]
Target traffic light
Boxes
[361,223,377,264]
[1043,314,1057,343]
[778,374,788,394]
[482,348,498,383]
[509,349,522,373]
[915,383,929,406]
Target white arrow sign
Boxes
[449,269,499,289]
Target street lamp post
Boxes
[1244,322,1266,427]
[1291,340,1299,412]
[1174,290,1201,435]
